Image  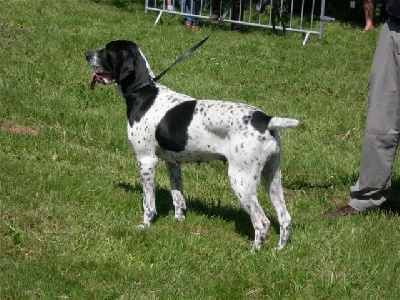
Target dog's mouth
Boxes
[90,72,114,90]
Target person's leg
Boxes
[191,0,200,27]
[179,0,191,26]
[325,22,400,216]
[210,0,221,19]
[231,0,243,32]
[363,0,374,31]
[349,22,400,211]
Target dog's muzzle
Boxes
[86,51,114,90]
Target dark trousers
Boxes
[212,0,243,29]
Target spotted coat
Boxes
[86,40,299,251]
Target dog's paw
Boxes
[252,230,265,252]
[251,244,262,253]
[174,208,186,222]
[272,244,285,253]
[174,215,185,222]
[134,223,150,230]
[271,247,280,253]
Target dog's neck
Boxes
[119,48,156,97]
[119,73,155,97]
[123,81,158,127]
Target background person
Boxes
[363,0,375,31]
[210,0,243,32]
[179,0,200,29]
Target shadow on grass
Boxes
[91,0,145,10]
[117,181,283,241]
[379,179,400,216]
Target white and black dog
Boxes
[86,40,299,251]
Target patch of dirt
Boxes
[1,120,39,136]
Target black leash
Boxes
[153,1,233,82]
[153,0,286,82]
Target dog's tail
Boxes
[268,117,299,130]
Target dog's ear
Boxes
[105,40,152,86]
[105,41,137,83]
[115,50,135,83]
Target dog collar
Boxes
[122,78,156,97]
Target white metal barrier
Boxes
[145,0,334,45]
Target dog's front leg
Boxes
[165,162,186,221]
[136,157,158,228]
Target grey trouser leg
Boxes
[349,22,400,211]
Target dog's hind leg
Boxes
[166,162,186,221]
[228,164,270,252]
[136,156,158,228]
[261,149,291,251]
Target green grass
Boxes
[2,0,400,298]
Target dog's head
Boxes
[86,40,153,90]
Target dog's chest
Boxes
[126,87,192,151]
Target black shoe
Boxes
[324,205,360,217]
[231,24,241,32]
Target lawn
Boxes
[1,0,400,299]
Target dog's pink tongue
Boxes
[90,73,97,90]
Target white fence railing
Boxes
[145,0,335,45]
